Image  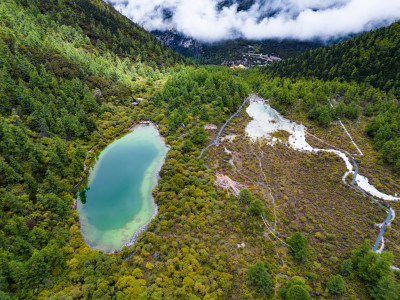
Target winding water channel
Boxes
[245,100,398,255]
[199,94,398,264]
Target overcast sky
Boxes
[108,0,400,42]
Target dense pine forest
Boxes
[1,0,400,299]
[268,22,400,175]
[268,22,400,95]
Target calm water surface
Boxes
[77,125,167,252]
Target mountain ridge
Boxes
[0,0,400,299]
[268,21,400,95]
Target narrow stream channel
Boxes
[198,94,398,270]
[245,100,398,255]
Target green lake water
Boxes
[77,125,167,252]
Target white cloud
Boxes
[108,0,400,42]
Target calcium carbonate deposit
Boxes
[246,101,400,202]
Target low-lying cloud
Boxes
[108,0,400,42]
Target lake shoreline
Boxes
[115,127,169,253]
[72,120,161,195]
[76,124,168,253]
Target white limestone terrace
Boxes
[246,102,400,202]
[245,100,400,268]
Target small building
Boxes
[132,102,139,106]
[204,124,217,130]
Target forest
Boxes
[268,21,400,96]
[266,21,400,175]
[153,30,322,65]
[0,0,400,299]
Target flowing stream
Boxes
[197,95,398,267]
[245,101,398,255]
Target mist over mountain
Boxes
[108,0,400,42]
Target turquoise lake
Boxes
[77,125,168,252]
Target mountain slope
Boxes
[154,29,322,65]
[1,0,400,299]
[0,0,185,298]
[269,21,400,96]
[19,0,185,67]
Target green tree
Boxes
[116,268,147,299]
[279,276,311,300]
[340,259,353,277]
[288,233,308,262]
[191,126,206,145]
[351,240,371,267]
[200,107,210,121]
[370,276,400,300]
[249,200,263,216]
[352,241,394,286]
[345,101,360,120]
[356,251,393,285]
[286,285,310,300]
[182,140,194,153]
[25,249,50,287]
[239,189,252,203]
[247,261,272,294]
[318,106,332,127]
[327,275,346,295]
[364,103,374,116]
[29,227,49,249]
[335,102,346,118]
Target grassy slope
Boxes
[202,99,398,297]
[1,0,399,298]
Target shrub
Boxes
[249,200,264,216]
[327,275,346,295]
[288,233,308,263]
[247,261,272,294]
[340,259,353,277]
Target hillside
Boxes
[0,0,184,298]
[1,0,400,299]
[154,29,322,65]
[268,21,400,96]
[32,0,185,67]
[267,21,400,179]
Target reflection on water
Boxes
[77,125,168,252]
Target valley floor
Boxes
[199,97,400,297]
